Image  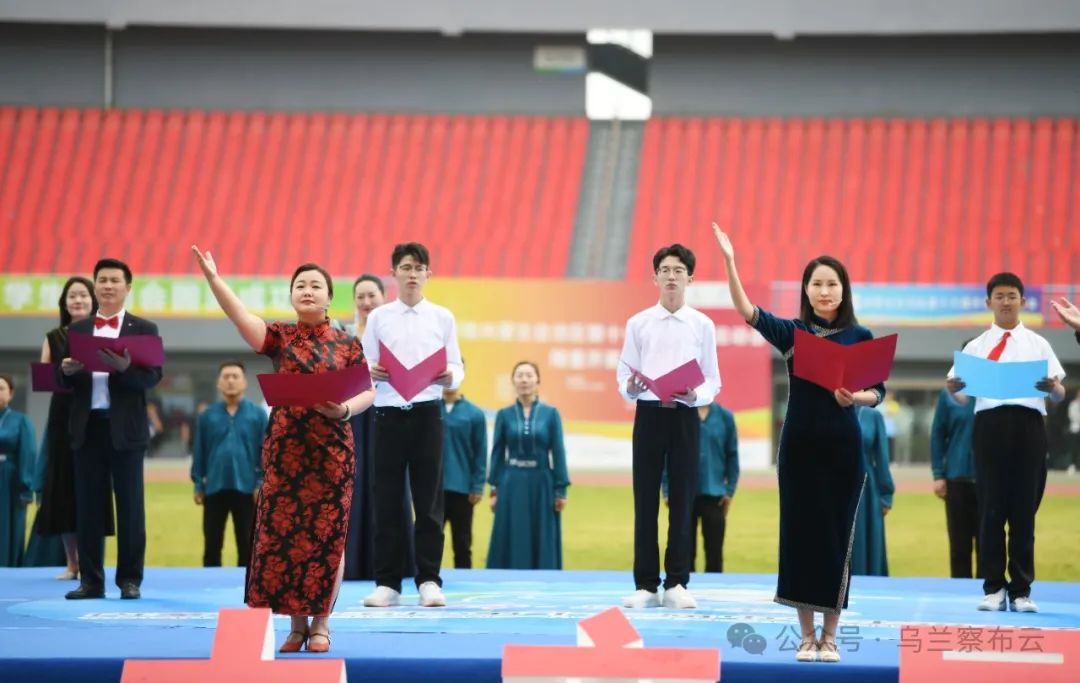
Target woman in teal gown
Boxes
[486,361,570,569]
[851,406,895,576]
[0,374,37,567]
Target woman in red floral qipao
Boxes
[193,246,373,654]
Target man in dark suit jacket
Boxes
[59,258,163,600]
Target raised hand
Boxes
[191,244,218,279]
[946,377,966,394]
[712,223,735,260]
[1050,297,1080,331]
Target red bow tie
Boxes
[95,316,119,329]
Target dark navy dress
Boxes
[751,307,886,614]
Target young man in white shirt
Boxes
[361,242,464,608]
[616,244,721,609]
[947,272,1066,613]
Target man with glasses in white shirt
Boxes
[361,242,464,608]
[617,244,721,609]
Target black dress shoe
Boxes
[120,582,141,600]
[65,584,105,600]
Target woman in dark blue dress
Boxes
[714,225,886,664]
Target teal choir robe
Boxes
[442,397,488,496]
[930,389,976,481]
[486,400,570,569]
[0,407,36,567]
[191,399,268,497]
[851,406,895,576]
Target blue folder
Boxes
[953,351,1048,400]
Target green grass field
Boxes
[69,480,1080,581]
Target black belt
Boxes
[374,400,440,414]
[637,400,694,410]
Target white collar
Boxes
[989,321,1025,337]
[652,302,692,320]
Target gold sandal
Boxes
[795,637,818,662]
[818,638,841,663]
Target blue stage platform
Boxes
[1,567,1078,682]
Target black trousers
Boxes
[73,413,145,589]
[202,489,255,567]
[373,402,444,592]
[944,479,980,579]
[444,490,474,569]
[633,401,699,591]
[973,406,1048,599]
[690,495,727,573]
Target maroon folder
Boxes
[792,328,897,392]
[68,332,165,373]
[257,363,372,408]
[626,359,706,403]
[30,362,71,393]
[378,343,447,403]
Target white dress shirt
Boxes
[947,321,1065,415]
[361,298,464,407]
[616,302,721,407]
[91,309,126,410]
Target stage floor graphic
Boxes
[2,567,1078,682]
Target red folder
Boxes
[257,363,372,408]
[68,332,166,373]
[378,342,447,403]
[627,359,706,403]
[793,328,897,392]
[30,362,71,393]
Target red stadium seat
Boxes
[0,108,588,277]
[1,108,1076,287]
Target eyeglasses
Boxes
[396,264,428,274]
[657,267,688,276]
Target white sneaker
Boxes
[363,585,401,607]
[622,589,661,608]
[977,588,1007,611]
[1011,596,1039,613]
[661,584,697,609]
[418,581,446,607]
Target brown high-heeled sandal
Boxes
[278,629,309,653]
[307,631,331,653]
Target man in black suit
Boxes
[59,258,163,600]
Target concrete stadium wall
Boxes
[651,34,1080,116]
[3,26,1080,116]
